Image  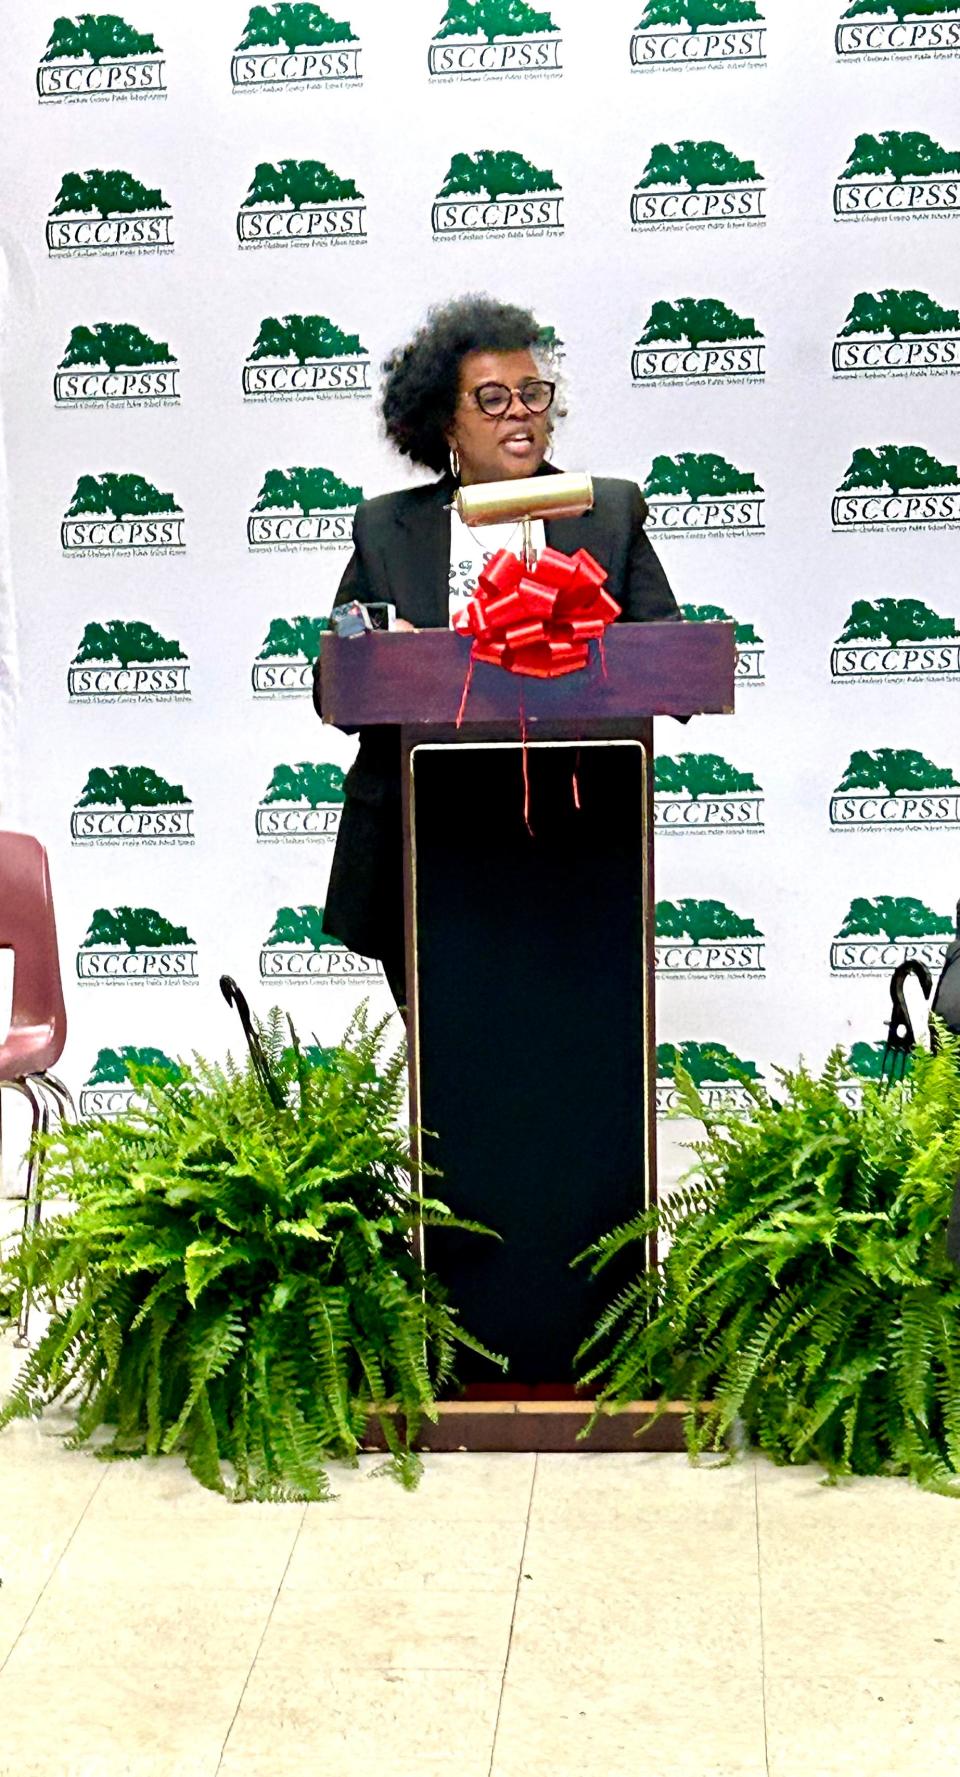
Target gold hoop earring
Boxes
[449,445,460,481]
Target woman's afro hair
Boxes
[380,294,547,475]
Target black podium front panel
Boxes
[410,739,649,1387]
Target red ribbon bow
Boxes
[453,545,621,679]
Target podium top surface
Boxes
[320,622,735,730]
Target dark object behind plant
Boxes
[880,958,931,1082]
[931,901,960,1043]
[576,1034,960,1494]
[935,909,960,1265]
[219,973,284,1106]
[0,1007,501,1498]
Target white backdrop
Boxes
[1,0,958,1118]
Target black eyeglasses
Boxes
[466,379,556,417]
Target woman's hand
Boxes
[393,617,417,632]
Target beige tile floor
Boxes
[2,1364,960,1777]
[2,1128,960,1775]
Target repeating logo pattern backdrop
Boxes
[0,0,957,1116]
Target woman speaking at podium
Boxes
[315,293,679,1009]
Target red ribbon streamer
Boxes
[519,692,533,835]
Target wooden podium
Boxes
[321,624,735,1446]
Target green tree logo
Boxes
[277,1042,352,1076]
[236,4,357,50]
[241,160,361,209]
[252,468,361,514]
[645,453,763,502]
[840,290,960,341]
[249,315,365,364]
[66,473,181,518]
[265,906,339,947]
[436,1,559,38]
[838,896,953,940]
[263,763,345,806]
[81,907,194,951]
[840,131,960,183]
[657,1040,760,1084]
[655,754,760,799]
[640,299,762,349]
[637,141,762,192]
[836,749,959,795]
[845,1041,887,1080]
[838,598,958,645]
[638,0,762,28]
[60,323,174,371]
[439,150,559,200]
[842,0,958,19]
[839,446,960,494]
[258,617,326,660]
[50,169,168,218]
[681,603,762,645]
[656,899,762,943]
[87,1046,183,1086]
[42,15,161,63]
[77,766,189,811]
[73,621,185,666]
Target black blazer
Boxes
[314,466,679,962]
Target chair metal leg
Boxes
[0,1078,44,1346]
[26,1074,70,1163]
[26,1073,74,1227]
[26,1074,75,1329]
[30,1071,76,1123]
[30,1096,50,1233]
[1,1071,73,1345]
[17,1080,48,1344]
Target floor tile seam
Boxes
[515,1532,770,1559]
[213,1500,309,1775]
[498,1650,768,1673]
[0,1663,277,1697]
[493,1670,768,1702]
[525,1510,762,1528]
[72,1567,298,1595]
[213,1660,513,1676]
[304,1511,535,1524]
[500,1579,767,1605]
[67,1514,305,1528]
[267,1590,522,1608]
[754,1462,771,1776]
[36,1580,524,1600]
[0,1627,512,1670]
[218,1659,511,1680]
[297,1510,533,1525]
[43,1592,526,1620]
[0,1462,107,1679]
[486,1452,539,1777]
[0,1653,510,1678]
[761,1661,960,1681]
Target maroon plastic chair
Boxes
[0,831,73,1343]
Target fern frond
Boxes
[580,1047,960,1495]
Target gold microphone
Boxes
[453,472,593,568]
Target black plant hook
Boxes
[219,975,286,1108]
[880,958,933,1085]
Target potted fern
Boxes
[0,1008,500,1499]
[577,1032,960,1494]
